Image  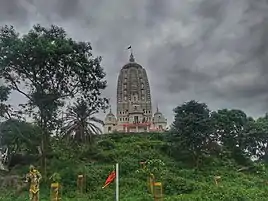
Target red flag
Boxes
[102,170,116,189]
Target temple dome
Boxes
[104,109,117,125]
[153,108,167,123]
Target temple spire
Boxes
[108,98,112,114]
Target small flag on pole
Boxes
[102,170,116,189]
[127,45,131,49]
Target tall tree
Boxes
[61,98,104,143]
[0,24,108,175]
[171,100,212,166]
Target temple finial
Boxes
[127,45,135,62]
[129,52,135,62]
[109,103,112,114]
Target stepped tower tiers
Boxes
[103,51,167,133]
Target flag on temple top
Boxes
[102,170,116,189]
[127,45,131,49]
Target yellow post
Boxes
[153,182,163,201]
[77,174,85,193]
[50,182,62,201]
[214,176,221,186]
[140,161,146,169]
[148,174,155,194]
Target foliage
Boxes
[0,24,108,174]
[136,159,166,181]
[1,133,268,201]
[0,85,11,119]
[61,98,104,143]
[0,119,41,154]
[0,24,108,130]
[171,100,213,166]
[247,114,268,161]
[49,172,61,183]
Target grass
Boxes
[1,132,268,200]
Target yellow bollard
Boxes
[148,174,155,194]
[214,176,221,186]
[50,182,62,201]
[77,174,86,194]
[153,182,163,201]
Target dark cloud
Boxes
[0,0,28,23]
[1,0,268,124]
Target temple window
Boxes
[134,116,138,123]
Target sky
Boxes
[1,0,268,125]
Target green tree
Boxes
[0,119,41,154]
[61,98,104,143]
[246,114,268,161]
[211,109,251,159]
[0,24,108,175]
[171,100,212,166]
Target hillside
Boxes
[1,132,268,201]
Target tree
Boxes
[61,98,104,143]
[0,119,41,154]
[211,109,251,156]
[0,24,108,175]
[171,100,212,166]
[246,115,268,161]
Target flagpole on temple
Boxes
[116,163,119,201]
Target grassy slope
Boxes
[1,133,268,201]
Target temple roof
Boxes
[122,52,143,70]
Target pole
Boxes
[116,163,119,201]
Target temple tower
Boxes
[116,52,152,132]
[103,49,168,133]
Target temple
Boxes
[103,51,167,133]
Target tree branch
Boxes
[7,75,32,101]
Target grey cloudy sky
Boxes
[1,0,268,124]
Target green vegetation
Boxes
[0,133,268,200]
[1,24,268,200]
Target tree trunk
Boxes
[41,127,50,181]
[40,108,49,181]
